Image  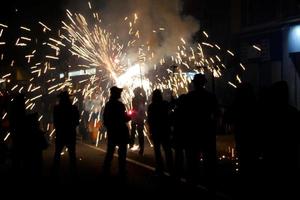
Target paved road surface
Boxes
[0,141,225,199]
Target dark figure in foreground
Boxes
[52,91,79,176]
[130,87,146,156]
[258,81,299,197]
[228,83,259,177]
[147,89,173,176]
[26,113,48,179]
[103,86,131,176]
[225,83,261,198]
[182,74,218,187]
[8,94,27,174]
[172,93,187,178]
[0,92,9,164]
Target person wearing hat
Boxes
[103,86,131,176]
[52,91,80,176]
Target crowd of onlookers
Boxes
[0,73,299,197]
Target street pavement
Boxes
[0,140,227,199]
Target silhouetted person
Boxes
[8,93,27,174]
[52,91,79,176]
[130,87,146,156]
[183,74,218,188]
[0,92,9,164]
[26,113,48,179]
[228,83,259,177]
[225,83,261,198]
[172,94,187,178]
[259,81,299,197]
[103,86,131,176]
[147,89,173,176]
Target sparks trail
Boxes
[0,1,247,147]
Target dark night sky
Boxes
[0,0,66,25]
[0,0,207,73]
[0,0,208,45]
[0,0,203,24]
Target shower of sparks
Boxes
[236,75,242,83]
[252,45,262,52]
[38,21,51,32]
[240,63,246,71]
[4,132,10,141]
[0,1,248,151]
[227,50,235,56]
[2,112,7,120]
[228,81,237,88]
[20,26,31,31]
[203,31,209,38]
[0,23,8,28]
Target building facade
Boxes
[231,0,300,108]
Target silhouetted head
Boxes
[14,93,25,106]
[151,89,163,103]
[58,91,71,105]
[133,87,143,96]
[14,93,25,112]
[110,86,123,100]
[192,73,207,90]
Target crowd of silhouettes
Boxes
[0,73,298,197]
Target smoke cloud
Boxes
[102,0,200,64]
[65,0,200,70]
